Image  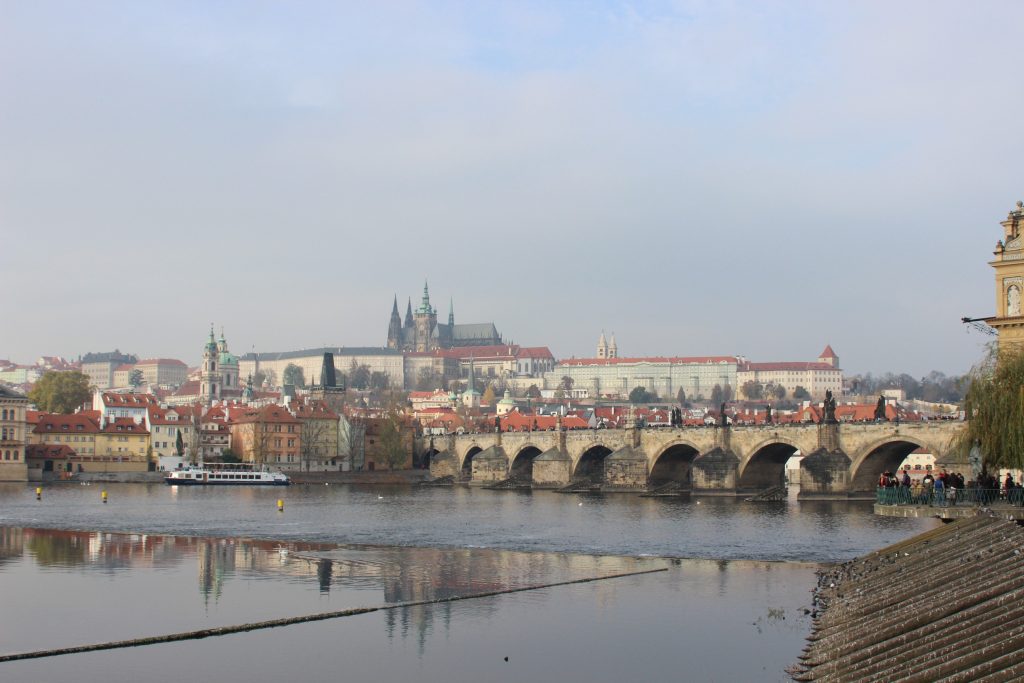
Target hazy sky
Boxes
[2,1,1022,376]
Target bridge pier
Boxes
[798,448,853,499]
[532,449,571,488]
[604,446,648,490]
[691,447,740,494]
[470,446,509,484]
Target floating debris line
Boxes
[0,567,668,663]
[791,515,1024,681]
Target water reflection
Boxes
[0,527,817,682]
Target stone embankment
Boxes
[792,515,1024,681]
[289,470,430,485]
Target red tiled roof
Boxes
[34,414,100,434]
[742,362,837,371]
[101,393,159,407]
[517,347,554,359]
[290,401,340,420]
[233,404,301,424]
[819,345,837,359]
[559,356,738,367]
[26,444,75,459]
[114,364,134,372]
[101,417,149,434]
[172,381,201,397]
[135,358,187,366]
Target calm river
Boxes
[0,483,938,681]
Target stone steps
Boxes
[793,516,1024,681]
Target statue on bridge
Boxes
[765,404,773,424]
[874,395,887,421]
[823,390,838,424]
[719,403,728,427]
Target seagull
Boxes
[378,495,384,500]
[578,502,583,506]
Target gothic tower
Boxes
[387,295,402,349]
[414,280,438,352]
[990,200,1024,351]
[596,331,608,359]
[200,324,220,403]
[608,333,618,359]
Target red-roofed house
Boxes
[230,404,302,469]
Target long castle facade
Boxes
[387,282,502,352]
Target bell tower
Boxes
[200,324,220,403]
[989,200,1024,352]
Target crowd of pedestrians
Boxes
[876,468,1023,506]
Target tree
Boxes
[175,429,184,459]
[369,371,390,391]
[526,384,542,399]
[348,361,371,390]
[283,363,305,387]
[253,369,267,387]
[957,346,1024,470]
[629,386,655,404]
[765,383,786,401]
[417,367,444,391]
[481,385,496,405]
[793,386,811,400]
[676,387,687,408]
[128,369,144,389]
[300,418,331,471]
[710,384,724,405]
[378,408,407,471]
[559,376,574,392]
[28,371,92,414]
[741,381,764,401]
[220,448,240,463]
[722,383,734,402]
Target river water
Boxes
[0,483,939,681]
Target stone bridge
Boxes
[424,421,966,498]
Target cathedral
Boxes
[387,282,502,352]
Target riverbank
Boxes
[793,514,1024,681]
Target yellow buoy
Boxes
[277,499,284,512]
[101,490,108,503]
[36,487,42,500]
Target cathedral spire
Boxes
[418,279,433,314]
[405,298,413,327]
[448,297,454,327]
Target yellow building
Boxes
[0,386,29,481]
[989,200,1024,351]
[33,413,99,456]
[290,400,342,471]
[94,417,153,471]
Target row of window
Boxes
[1,428,17,441]
[2,450,20,461]
[0,409,20,420]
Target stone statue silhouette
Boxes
[719,402,728,427]
[765,404,773,424]
[874,395,887,421]
[824,390,837,424]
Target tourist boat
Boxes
[164,463,291,486]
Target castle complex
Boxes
[387,281,502,352]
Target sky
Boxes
[2,0,1022,377]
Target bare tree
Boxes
[300,418,332,472]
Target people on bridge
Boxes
[901,470,911,488]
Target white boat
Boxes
[164,463,291,486]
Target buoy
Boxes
[101,490,108,503]
[277,499,284,512]
[36,487,42,500]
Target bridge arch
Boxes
[573,444,613,482]
[460,445,484,478]
[509,444,544,481]
[737,438,801,491]
[848,436,928,492]
[648,441,702,486]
